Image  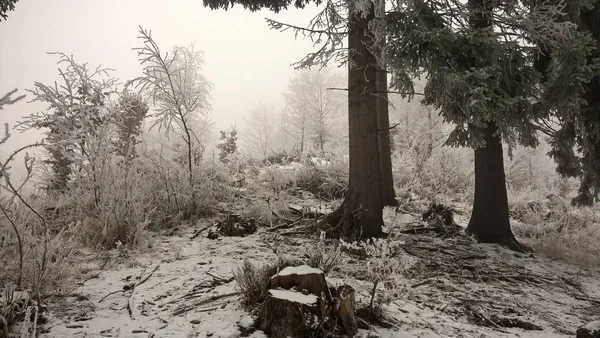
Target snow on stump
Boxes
[257,265,357,337]
[268,265,331,299]
[577,320,600,338]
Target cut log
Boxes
[577,320,600,338]
[258,265,339,337]
[337,284,358,337]
[256,289,324,338]
[268,265,332,302]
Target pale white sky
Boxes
[0,0,322,157]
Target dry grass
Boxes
[511,195,600,268]
[393,146,474,203]
[233,256,299,306]
[303,233,341,274]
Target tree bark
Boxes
[467,122,523,249]
[465,0,524,251]
[376,67,397,207]
[375,0,396,207]
[326,1,385,240]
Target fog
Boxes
[0,0,322,170]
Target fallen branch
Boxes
[129,265,160,318]
[272,210,297,223]
[206,271,234,284]
[98,290,124,303]
[172,292,240,316]
[190,225,212,239]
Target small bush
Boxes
[512,198,600,267]
[44,150,231,249]
[295,166,347,201]
[393,146,473,203]
[233,256,299,306]
[264,150,301,165]
[303,232,341,274]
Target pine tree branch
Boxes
[326,87,425,96]
[266,18,348,35]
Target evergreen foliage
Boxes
[385,0,595,151]
[217,126,238,163]
[0,0,18,22]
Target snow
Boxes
[247,331,268,338]
[268,289,318,305]
[584,320,600,331]
[37,215,600,338]
[276,264,323,277]
[216,326,241,338]
[238,315,254,329]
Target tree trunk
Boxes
[426,107,433,159]
[465,0,524,251]
[300,111,306,153]
[376,72,396,207]
[326,1,385,240]
[375,0,396,207]
[467,122,522,249]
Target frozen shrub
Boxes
[233,256,299,306]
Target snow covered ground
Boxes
[39,213,600,338]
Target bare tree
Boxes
[281,67,344,153]
[129,26,213,185]
[243,101,276,159]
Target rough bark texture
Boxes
[375,0,397,207]
[326,1,385,240]
[257,290,323,338]
[467,122,522,250]
[257,266,358,337]
[376,68,396,206]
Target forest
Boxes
[0,0,599,337]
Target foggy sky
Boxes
[0,0,321,159]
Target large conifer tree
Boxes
[541,1,600,206]
[385,0,595,249]
[204,0,396,240]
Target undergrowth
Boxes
[233,256,299,306]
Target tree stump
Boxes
[268,265,332,301]
[256,265,358,337]
[256,289,324,338]
[577,320,600,338]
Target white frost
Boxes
[216,326,241,338]
[238,315,254,329]
[268,289,318,305]
[248,331,268,338]
[584,320,600,331]
[276,265,323,277]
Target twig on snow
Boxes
[129,265,161,318]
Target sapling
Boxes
[341,206,416,313]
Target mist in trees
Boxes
[217,125,238,163]
[128,26,213,184]
[280,67,345,153]
[242,101,276,159]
